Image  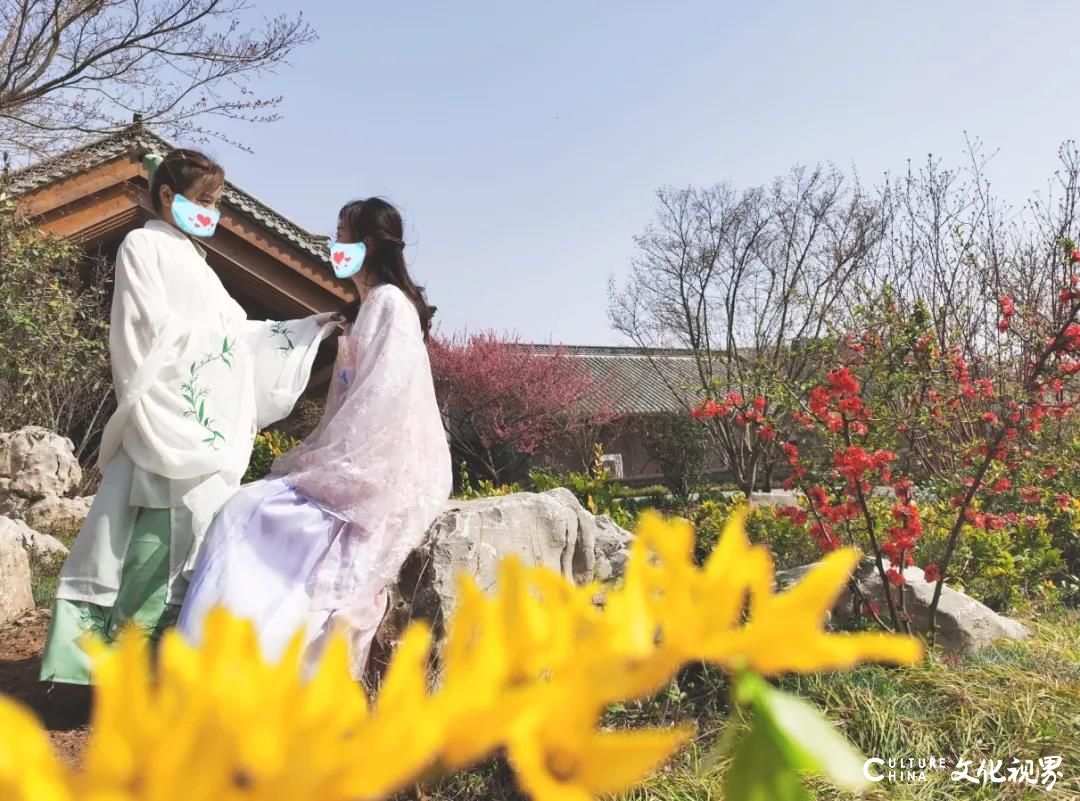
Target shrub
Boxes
[636,412,708,500]
[0,195,111,465]
[529,446,634,529]
[693,497,823,570]
[913,499,1064,612]
[694,282,1080,639]
[455,462,522,499]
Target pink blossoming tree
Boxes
[429,333,613,485]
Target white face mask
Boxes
[172,194,220,238]
[329,240,366,279]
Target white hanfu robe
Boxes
[41,219,336,684]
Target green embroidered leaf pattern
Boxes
[269,321,295,353]
[180,337,235,449]
[75,604,109,638]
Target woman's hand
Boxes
[315,311,348,332]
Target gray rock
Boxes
[0,427,82,505]
[853,560,1029,655]
[0,516,68,563]
[0,485,30,518]
[24,495,92,535]
[0,519,34,624]
[776,558,1029,655]
[774,563,818,592]
[368,491,626,683]
[594,514,633,581]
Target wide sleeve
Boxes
[96,232,256,481]
[240,314,338,429]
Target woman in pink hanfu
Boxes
[178,197,451,678]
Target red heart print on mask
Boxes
[333,251,345,265]
[196,214,212,227]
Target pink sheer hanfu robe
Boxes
[178,283,453,678]
[41,219,337,684]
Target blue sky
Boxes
[210,1,1080,345]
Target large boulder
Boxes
[0,517,68,563]
[368,490,633,681]
[0,427,82,517]
[24,495,93,535]
[0,518,34,625]
[775,559,1030,656]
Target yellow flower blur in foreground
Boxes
[0,510,921,801]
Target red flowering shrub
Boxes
[694,268,1080,638]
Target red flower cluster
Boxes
[1056,323,1080,352]
[833,445,896,486]
[997,295,1015,333]
[1020,486,1041,504]
[690,400,729,420]
[1059,273,1080,306]
[804,368,867,434]
[800,486,860,552]
[882,499,923,574]
[690,393,770,432]
[775,505,808,526]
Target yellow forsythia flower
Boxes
[0,696,71,801]
[0,509,921,801]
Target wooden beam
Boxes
[35,184,139,241]
[202,225,345,315]
[16,155,142,218]
[221,211,356,304]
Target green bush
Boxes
[692,497,823,569]
[0,194,111,466]
[914,498,1069,613]
[529,464,634,530]
[636,411,709,500]
[455,461,522,499]
[243,430,301,483]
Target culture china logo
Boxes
[863,755,1064,790]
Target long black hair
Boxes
[339,197,434,341]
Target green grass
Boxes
[423,609,1080,800]
[28,521,80,608]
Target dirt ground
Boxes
[0,608,90,767]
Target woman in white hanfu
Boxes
[40,150,339,685]
[178,197,452,679]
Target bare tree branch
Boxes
[0,0,315,155]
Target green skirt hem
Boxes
[40,507,179,685]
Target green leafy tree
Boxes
[0,194,111,467]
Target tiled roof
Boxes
[6,126,330,263]
[521,344,727,415]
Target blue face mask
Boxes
[329,239,366,279]
[171,194,220,238]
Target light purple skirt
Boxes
[177,477,387,676]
